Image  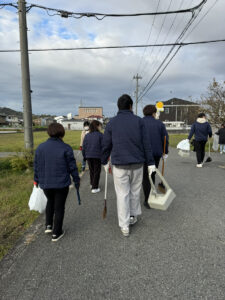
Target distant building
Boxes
[77,107,103,120]
[61,119,84,130]
[0,113,7,125]
[6,115,21,126]
[159,98,200,125]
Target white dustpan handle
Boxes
[149,172,157,194]
[149,168,170,192]
[104,170,108,200]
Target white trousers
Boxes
[113,166,143,228]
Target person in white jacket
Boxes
[80,121,90,171]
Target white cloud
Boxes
[0,0,225,116]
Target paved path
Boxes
[0,149,225,299]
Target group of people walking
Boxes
[34,93,218,241]
[34,94,168,240]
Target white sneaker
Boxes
[130,216,138,225]
[196,164,203,168]
[91,188,101,194]
[121,227,129,237]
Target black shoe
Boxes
[52,230,65,242]
[144,201,151,209]
[45,225,52,234]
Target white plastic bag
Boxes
[28,186,47,213]
[212,134,219,151]
[177,139,190,151]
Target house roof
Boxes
[163,98,198,105]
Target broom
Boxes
[102,168,108,219]
[158,136,167,194]
[205,139,212,163]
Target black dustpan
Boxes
[205,140,212,163]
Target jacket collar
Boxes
[117,110,133,115]
[196,118,207,124]
[48,137,63,142]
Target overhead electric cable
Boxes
[24,0,207,20]
[136,0,161,74]
[138,0,207,100]
[0,38,224,53]
[182,0,219,40]
[0,2,18,8]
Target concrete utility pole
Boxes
[133,74,142,115]
[18,0,33,150]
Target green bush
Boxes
[0,158,12,171]
[10,151,34,171]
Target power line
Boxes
[0,2,18,9]
[24,1,207,20]
[0,38,225,52]
[136,0,161,74]
[183,0,219,40]
[138,0,207,100]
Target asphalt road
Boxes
[0,149,225,299]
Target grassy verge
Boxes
[0,158,81,261]
[0,164,38,260]
[0,130,81,152]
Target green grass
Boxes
[0,130,82,152]
[0,167,38,260]
[168,134,188,148]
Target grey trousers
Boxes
[113,166,143,228]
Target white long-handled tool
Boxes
[102,170,108,219]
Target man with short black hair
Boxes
[102,94,155,237]
[142,105,169,209]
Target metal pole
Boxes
[133,74,142,115]
[18,0,33,150]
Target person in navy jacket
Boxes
[142,105,169,209]
[34,123,80,242]
[102,94,155,237]
[82,120,103,193]
[188,113,212,167]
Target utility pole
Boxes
[133,74,142,115]
[18,0,33,150]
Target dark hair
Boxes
[83,121,90,127]
[89,120,102,133]
[221,123,225,127]
[117,94,133,110]
[47,123,65,138]
[143,105,157,116]
[198,112,206,118]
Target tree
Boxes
[200,79,225,128]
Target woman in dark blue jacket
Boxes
[142,105,169,209]
[188,113,212,167]
[82,120,103,193]
[34,123,80,242]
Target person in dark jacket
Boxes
[216,124,225,154]
[188,113,212,167]
[34,123,80,242]
[102,94,155,237]
[80,121,90,171]
[82,120,103,193]
[142,105,169,209]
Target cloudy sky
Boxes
[0,0,224,117]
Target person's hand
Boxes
[163,154,168,161]
[75,182,80,190]
[79,146,82,151]
[104,162,110,173]
[148,165,156,176]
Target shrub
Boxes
[10,151,34,171]
[0,158,12,171]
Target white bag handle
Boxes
[149,168,170,194]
